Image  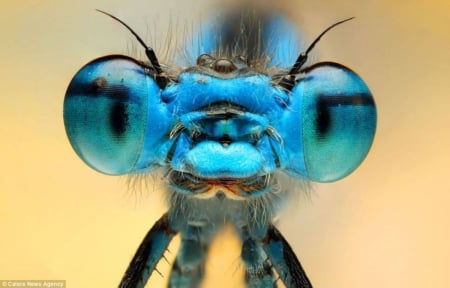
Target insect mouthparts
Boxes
[202,102,246,116]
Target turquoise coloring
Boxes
[64,9,376,288]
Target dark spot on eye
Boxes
[316,98,331,136]
[109,102,128,136]
[91,77,107,94]
[107,85,131,102]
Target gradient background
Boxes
[1,0,449,287]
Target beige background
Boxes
[1,0,449,287]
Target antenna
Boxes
[288,17,354,75]
[96,9,164,75]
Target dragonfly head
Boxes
[64,12,376,199]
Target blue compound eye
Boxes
[64,55,151,175]
[299,62,377,182]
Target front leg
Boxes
[262,225,313,288]
[241,237,276,288]
[168,225,212,288]
[119,213,177,288]
[239,224,312,288]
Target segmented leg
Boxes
[168,225,212,288]
[241,238,276,288]
[119,213,177,288]
[262,225,313,288]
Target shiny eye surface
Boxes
[63,55,150,175]
[299,62,377,182]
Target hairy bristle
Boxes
[122,6,302,77]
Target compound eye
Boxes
[64,56,150,175]
[300,63,377,182]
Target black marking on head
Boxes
[109,101,128,136]
[318,94,375,107]
[91,77,108,94]
[315,93,375,137]
[105,85,129,136]
[105,85,131,101]
[67,76,133,103]
[316,97,331,136]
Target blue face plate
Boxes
[64,9,376,288]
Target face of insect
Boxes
[64,9,376,203]
[63,8,377,288]
[64,54,376,189]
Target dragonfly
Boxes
[64,7,376,288]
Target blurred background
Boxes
[1,0,449,287]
